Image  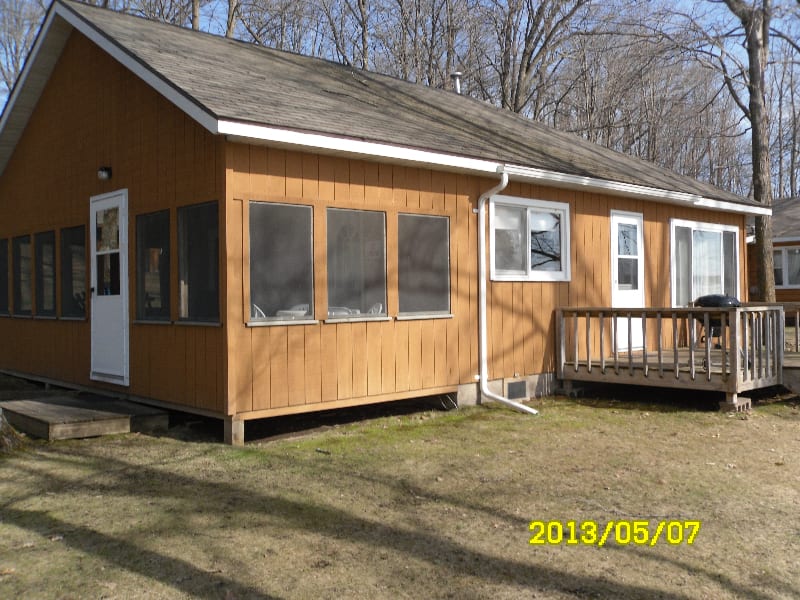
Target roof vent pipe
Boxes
[450,71,463,94]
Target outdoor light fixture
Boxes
[97,166,112,180]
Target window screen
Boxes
[249,202,313,321]
[398,214,449,314]
[327,208,386,317]
[12,235,31,315]
[178,202,219,321]
[137,211,170,320]
[34,231,56,316]
[60,225,86,318]
[0,239,8,314]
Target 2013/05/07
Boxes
[528,520,701,547]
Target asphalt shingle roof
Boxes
[4,1,763,209]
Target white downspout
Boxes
[477,170,539,416]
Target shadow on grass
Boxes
[2,440,785,600]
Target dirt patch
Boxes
[1,385,799,598]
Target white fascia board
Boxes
[53,3,218,134]
[217,120,501,174]
[0,8,58,137]
[501,164,771,217]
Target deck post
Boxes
[224,416,245,446]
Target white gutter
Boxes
[477,170,539,416]
[501,164,771,217]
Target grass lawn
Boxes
[1,385,799,599]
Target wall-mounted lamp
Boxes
[97,166,112,181]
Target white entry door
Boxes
[611,211,645,351]
[90,190,129,386]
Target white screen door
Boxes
[611,211,644,351]
[90,189,129,386]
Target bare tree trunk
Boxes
[723,0,775,302]
[227,0,239,38]
[192,0,200,30]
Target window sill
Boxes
[60,316,87,321]
[134,319,173,326]
[491,275,570,283]
[33,315,57,320]
[175,320,222,327]
[324,316,392,324]
[396,313,453,321]
[247,319,319,327]
[11,314,32,319]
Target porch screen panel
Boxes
[60,226,86,318]
[0,239,8,314]
[327,208,386,316]
[12,235,31,315]
[398,214,449,314]
[137,211,170,320]
[178,202,219,321]
[34,231,56,316]
[249,202,313,320]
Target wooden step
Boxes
[0,395,168,441]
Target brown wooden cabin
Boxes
[0,1,769,443]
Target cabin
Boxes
[0,1,773,444]
[747,197,800,302]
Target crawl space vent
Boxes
[506,380,528,400]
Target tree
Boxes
[0,0,45,102]
[721,0,775,302]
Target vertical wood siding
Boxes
[225,143,747,417]
[0,32,225,413]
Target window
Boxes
[178,202,219,321]
[774,247,800,288]
[60,225,86,318]
[137,211,170,320]
[249,202,313,321]
[490,195,571,281]
[12,235,31,315]
[671,220,739,306]
[327,208,386,317]
[0,239,8,314]
[34,231,56,316]
[398,214,450,314]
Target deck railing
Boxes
[782,302,800,353]
[556,305,784,396]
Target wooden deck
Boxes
[557,305,784,411]
[0,395,168,441]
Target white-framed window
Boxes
[490,195,570,282]
[774,247,800,288]
[670,219,739,306]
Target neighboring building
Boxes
[747,197,800,302]
[0,1,768,442]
